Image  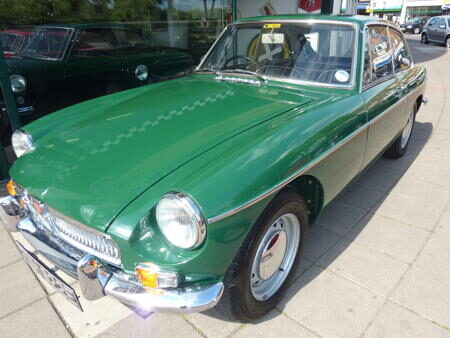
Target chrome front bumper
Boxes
[0,196,223,314]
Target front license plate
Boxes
[16,241,83,311]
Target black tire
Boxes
[446,36,450,48]
[216,189,308,322]
[421,33,428,44]
[384,103,417,159]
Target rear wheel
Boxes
[421,33,428,44]
[414,27,420,34]
[216,189,308,322]
[446,36,450,48]
[385,103,417,158]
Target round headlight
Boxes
[11,129,35,158]
[10,75,26,93]
[135,65,149,81]
[156,192,206,249]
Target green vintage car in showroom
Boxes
[1,15,426,322]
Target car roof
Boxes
[236,14,390,29]
[37,23,137,30]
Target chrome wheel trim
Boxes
[401,109,415,149]
[414,28,419,34]
[250,213,300,301]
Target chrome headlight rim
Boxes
[11,129,35,158]
[155,192,206,250]
[135,64,149,82]
[10,74,27,93]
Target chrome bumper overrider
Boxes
[0,196,223,314]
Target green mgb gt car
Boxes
[1,15,426,322]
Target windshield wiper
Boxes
[221,68,268,83]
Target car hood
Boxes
[11,75,316,231]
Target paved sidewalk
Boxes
[1,35,450,337]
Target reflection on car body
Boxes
[3,15,426,323]
[1,23,194,139]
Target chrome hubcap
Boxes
[250,213,300,301]
[401,110,414,149]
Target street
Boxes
[1,34,450,337]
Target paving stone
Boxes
[185,308,243,338]
[0,298,70,338]
[280,265,384,337]
[405,163,450,188]
[294,257,313,279]
[50,283,132,338]
[314,201,366,236]
[0,260,45,319]
[364,301,450,338]
[357,163,405,193]
[317,238,409,296]
[0,229,21,268]
[346,213,429,263]
[339,184,386,211]
[436,211,450,235]
[415,233,450,281]
[391,267,450,328]
[303,227,340,262]
[96,313,200,338]
[233,310,317,338]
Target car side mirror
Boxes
[401,57,411,67]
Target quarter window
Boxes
[389,29,411,72]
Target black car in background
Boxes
[1,23,194,142]
[400,17,428,34]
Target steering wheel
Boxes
[225,55,258,68]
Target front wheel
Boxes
[384,103,417,158]
[216,190,308,322]
[421,33,428,44]
[414,27,420,34]
[446,36,450,48]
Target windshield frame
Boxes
[196,19,359,90]
[19,26,74,61]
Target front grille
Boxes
[21,190,121,266]
[50,211,121,266]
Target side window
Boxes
[364,25,393,85]
[437,18,446,28]
[72,28,115,57]
[428,18,438,27]
[389,29,411,72]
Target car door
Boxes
[64,27,123,100]
[361,24,406,169]
[435,18,447,43]
[426,17,439,41]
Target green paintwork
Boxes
[10,15,426,286]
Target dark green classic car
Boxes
[1,23,193,128]
[1,15,426,322]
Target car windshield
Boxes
[20,27,71,60]
[1,30,29,54]
[198,21,355,86]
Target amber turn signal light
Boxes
[6,180,17,196]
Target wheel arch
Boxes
[285,174,324,225]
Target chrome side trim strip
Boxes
[207,123,369,224]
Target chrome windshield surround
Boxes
[20,190,121,266]
[197,19,360,90]
[214,74,263,86]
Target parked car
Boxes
[1,15,426,322]
[1,23,194,127]
[400,17,427,34]
[421,15,450,47]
